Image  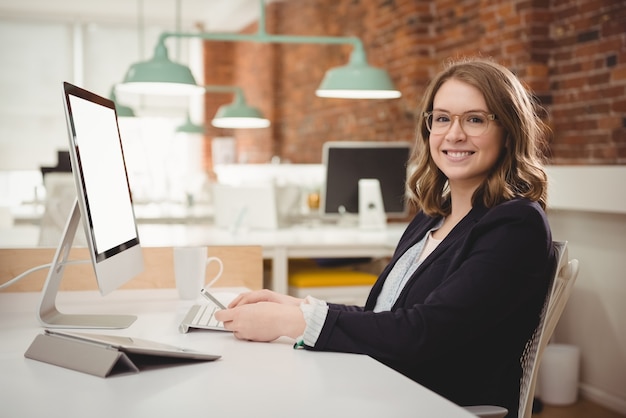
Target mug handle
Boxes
[204,257,224,288]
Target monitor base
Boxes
[41,311,137,329]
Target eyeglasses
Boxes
[423,111,497,136]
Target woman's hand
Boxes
[214,302,305,342]
[227,289,303,309]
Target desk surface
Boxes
[137,222,407,249]
[0,289,474,418]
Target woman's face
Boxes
[429,78,505,193]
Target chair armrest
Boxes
[463,405,508,418]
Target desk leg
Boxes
[272,247,288,295]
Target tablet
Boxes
[44,329,221,361]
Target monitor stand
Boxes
[358,179,387,230]
[38,199,137,329]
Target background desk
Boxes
[137,223,407,293]
[1,222,407,294]
[0,289,474,418]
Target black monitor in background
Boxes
[38,82,144,329]
[40,150,72,178]
[320,141,411,221]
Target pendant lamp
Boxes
[117,1,400,100]
[211,88,270,129]
[117,42,205,96]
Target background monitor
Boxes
[321,141,411,220]
[212,183,279,230]
[38,82,143,329]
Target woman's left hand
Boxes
[215,302,305,342]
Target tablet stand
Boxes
[25,331,139,377]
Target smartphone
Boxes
[200,288,226,309]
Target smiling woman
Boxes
[212,57,555,418]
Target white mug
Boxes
[173,247,224,300]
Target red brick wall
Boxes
[549,0,626,163]
[203,0,626,166]
[202,40,233,172]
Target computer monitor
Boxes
[212,183,279,230]
[320,141,411,221]
[38,82,144,329]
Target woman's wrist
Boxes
[286,304,306,339]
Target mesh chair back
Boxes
[518,241,579,418]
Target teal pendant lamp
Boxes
[117,1,400,101]
[109,87,135,117]
[212,88,270,129]
[176,113,205,134]
[315,44,401,99]
[174,86,270,131]
[117,41,205,96]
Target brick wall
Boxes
[549,0,626,163]
[203,40,233,171]
[202,0,626,167]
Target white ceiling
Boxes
[0,0,281,32]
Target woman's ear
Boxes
[504,133,511,149]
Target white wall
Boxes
[0,16,197,171]
[545,166,626,414]
[0,16,209,207]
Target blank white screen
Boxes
[69,95,136,254]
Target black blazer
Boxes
[309,198,555,417]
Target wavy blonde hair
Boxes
[406,58,550,217]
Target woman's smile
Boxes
[443,150,475,161]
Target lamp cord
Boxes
[0,259,89,291]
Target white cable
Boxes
[0,259,90,290]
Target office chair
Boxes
[466,241,580,418]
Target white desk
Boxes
[137,223,407,293]
[0,289,475,418]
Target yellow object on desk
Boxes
[288,260,378,305]
[289,268,378,288]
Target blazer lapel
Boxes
[418,204,487,268]
[391,204,490,305]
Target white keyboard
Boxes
[179,297,230,333]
